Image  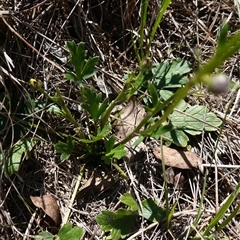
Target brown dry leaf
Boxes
[115,97,146,159]
[165,167,185,189]
[30,194,61,226]
[165,167,176,185]
[77,170,114,201]
[115,97,146,140]
[151,145,203,171]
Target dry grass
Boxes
[0,0,240,239]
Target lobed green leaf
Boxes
[96,209,137,239]
[152,59,191,89]
[121,193,139,211]
[170,105,222,135]
[0,139,36,176]
[55,136,75,161]
[58,223,84,240]
[140,198,165,222]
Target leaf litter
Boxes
[150,144,203,172]
[30,194,61,226]
[76,170,115,205]
[115,97,146,159]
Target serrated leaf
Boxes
[55,136,74,161]
[81,87,108,122]
[82,57,99,80]
[66,40,77,55]
[170,105,222,135]
[140,198,165,222]
[96,209,137,239]
[66,41,86,80]
[58,223,84,240]
[160,90,188,110]
[162,129,189,147]
[80,123,110,144]
[102,145,126,164]
[66,41,98,83]
[110,228,122,240]
[103,145,126,164]
[120,193,139,211]
[64,71,78,83]
[152,59,191,88]
[81,87,101,121]
[107,145,126,159]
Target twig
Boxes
[62,163,85,225]
[1,17,65,73]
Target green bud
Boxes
[140,57,152,70]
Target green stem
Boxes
[140,0,148,58]
[100,87,129,127]
[198,31,240,76]
[141,32,240,135]
[112,162,128,180]
[117,93,175,146]
[160,141,170,228]
[147,0,172,56]
[141,81,193,135]
[38,87,85,139]
[101,70,145,127]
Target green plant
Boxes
[29,16,240,168]
[96,193,167,240]
[190,183,240,239]
[35,223,84,240]
[140,59,222,147]
[29,41,220,171]
[0,92,44,175]
[134,0,172,62]
[28,1,239,170]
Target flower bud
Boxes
[208,73,228,94]
[140,57,152,70]
[29,78,43,91]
